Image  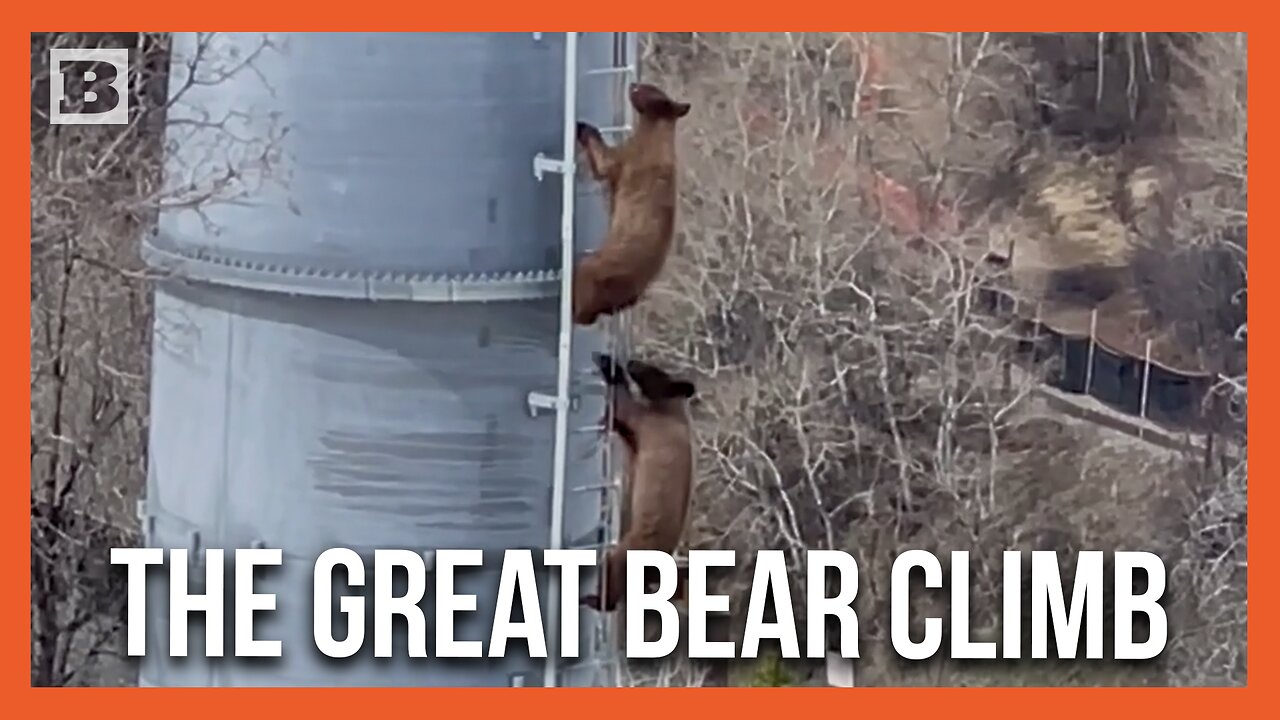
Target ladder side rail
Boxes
[543,30,581,690]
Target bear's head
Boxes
[628,83,691,121]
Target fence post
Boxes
[1032,302,1042,363]
[1138,339,1153,439]
[1084,308,1098,395]
[1203,428,1215,478]
[1003,295,1018,394]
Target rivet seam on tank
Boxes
[142,235,568,302]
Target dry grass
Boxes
[1019,152,1136,268]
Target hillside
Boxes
[29,32,1247,687]
[626,31,1246,686]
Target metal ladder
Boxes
[532,31,639,689]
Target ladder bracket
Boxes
[575,422,607,435]
[527,391,580,417]
[533,153,571,182]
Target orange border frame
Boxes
[15,9,1264,713]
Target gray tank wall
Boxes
[140,32,625,687]
[153,32,619,278]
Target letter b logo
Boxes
[49,48,129,125]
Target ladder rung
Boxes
[584,65,635,76]
[596,125,631,135]
[574,482,622,494]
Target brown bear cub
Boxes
[572,83,691,326]
[582,352,696,613]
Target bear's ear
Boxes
[625,359,664,384]
[627,364,671,401]
[669,380,697,399]
[671,101,692,119]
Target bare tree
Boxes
[1159,33,1247,687]
[30,31,281,686]
[630,32,1245,686]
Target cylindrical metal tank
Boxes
[139,32,630,687]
